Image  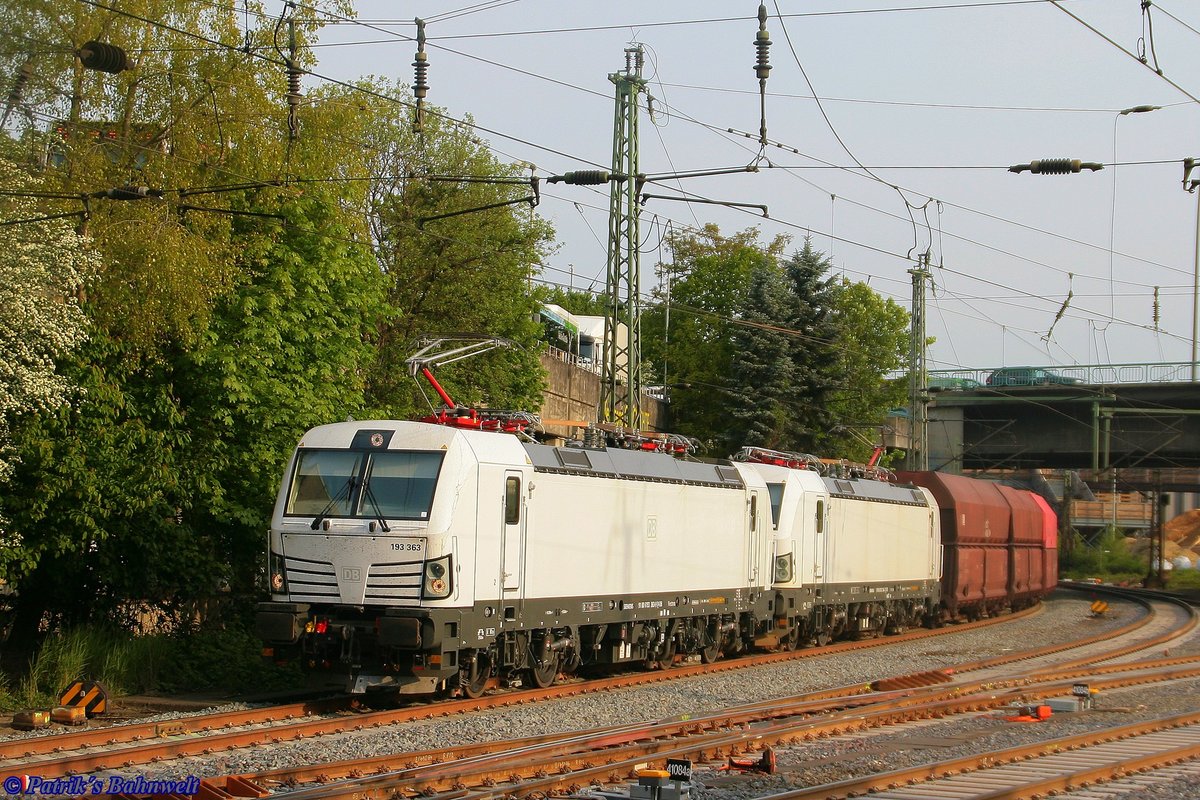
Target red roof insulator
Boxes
[640,441,659,451]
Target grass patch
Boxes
[0,620,299,711]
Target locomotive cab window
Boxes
[284,448,444,521]
[505,476,521,525]
[750,495,757,531]
[815,499,824,533]
[363,452,444,519]
[286,450,363,517]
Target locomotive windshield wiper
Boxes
[310,476,355,530]
[361,480,391,532]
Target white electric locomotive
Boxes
[256,421,943,696]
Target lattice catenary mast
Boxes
[600,46,648,426]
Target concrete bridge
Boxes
[925,362,1200,484]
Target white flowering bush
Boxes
[0,159,98,484]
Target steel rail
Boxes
[231,655,1200,799]
[753,710,1200,800]
[3,604,1042,768]
[0,699,347,761]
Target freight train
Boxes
[256,419,1057,697]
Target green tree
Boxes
[725,261,796,452]
[544,287,607,317]
[1,333,218,635]
[642,225,787,450]
[181,187,388,592]
[0,2,558,644]
[348,85,552,418]
[780,238,841,452]
[821,279,909,461]
[0,159,97,487]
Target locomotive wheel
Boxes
[779,625,800,651]
[461,651,491,699]
[528,634,559,688]
[699,641,720,664]
[528,655,558,688]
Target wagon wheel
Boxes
[461,650,491,699]
[527,635,559,689]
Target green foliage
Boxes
[544,287,607,317]
[725,261,797,452]
[0,620,297,709]
[644,227,907,458]
[0,624,169,710]
[1059,528,1148,577]
[354,87,552,418]
[156,622,301,695]
[1167,569,1200,590]
[643,225,785,449]
[0,158,97,489]
[778,239,841,452]
[823,279,909,461]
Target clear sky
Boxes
[298,1,1200,376]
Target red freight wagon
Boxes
[1030,493,1060,592]
[997,485,1044,545]
[896,471,1013,620]
[896,472,1010,545]
[999,484,1048,602]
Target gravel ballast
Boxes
[10,591,1200,800]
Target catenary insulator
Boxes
[549,170,610,185]
[412,18,428,132]
[754,5,772,81]
[1,61,33,127]
[286,15,300,140]
[1031,159,1081,174]
[78,41,130,74]
[754,5,771,147]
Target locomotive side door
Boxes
[811,493,827,582]
[747,489,766,586]
[501,472,523,595]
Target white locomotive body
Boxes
[257,421,945,695]
[257,420,780,695]
[741,460,941,647]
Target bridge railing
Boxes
[928,361,1196,387]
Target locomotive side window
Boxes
[815,499,824,532]
[750,495,758,531]
[766,483,784,528]
[286,450,363,516]
[505,476,521,524]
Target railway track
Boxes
[220,648,1200,800]
[6,588,1192,800]
[765,711,1200,800]
[2,603,1042,775]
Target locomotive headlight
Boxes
[774,552,794,583]
[423,555,453,599]
[269,550,287,594]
